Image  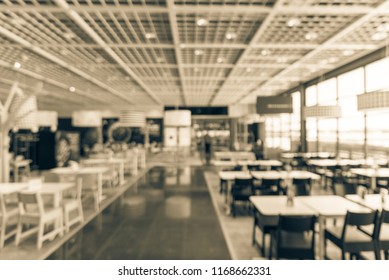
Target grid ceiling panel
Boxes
[80,12,172,44]
[257,14,360,44]
[177,13,263,44]
[174,0,276,6]
[0,0,388,108]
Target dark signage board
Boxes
[164,106,228,115]
[257,96,293,114]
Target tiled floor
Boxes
[49,166,231,260]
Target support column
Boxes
[299,84,307,152]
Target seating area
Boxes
[2,1,389,263]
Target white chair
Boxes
[15,192,63,249]
[62,178,84,232]
[77,173,104,212]
[0,194,19,248]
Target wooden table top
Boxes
[251,170,320,180]
[350,168,389,178]
[346,194,389,210]
[250,196,317,216]
[0,183,28,194]
[297,195,371,217]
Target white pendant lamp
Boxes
[9,95,38,132]
[303,105,342,119]
[119,110,146,127]
[72,110,102,127]
[357,91,389,111]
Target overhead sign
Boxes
[257,96,293,114]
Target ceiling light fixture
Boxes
[276,57,287,63]
[371,32,387,41]
[13,62,21,69]
[225,32,237,40]
[246,67,252,73]
[287,18,301,27]
[69,86,76,92]
[64,32,75,39]
[305,32,318,41]
[261,49,270,56]
[217,57,224,63]
[145,33,156,39]
[196,18,208,26]
[194,49,204,56]
[342,49,355,56]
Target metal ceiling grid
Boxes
[176,13,264,44]
[1,0,389,109]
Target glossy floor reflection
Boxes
[48,166,231,260]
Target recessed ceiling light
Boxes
[145,33,156,39]
[179,43,186,48]
[156,57,165,63]
[305,32,318,41]
[287,18,301,27]
[276,57,287,63]
[371,32,387,41]
[125,76,131,81]
[194,49,204,56]
[13,62,21,69]
[261,49,270,56]
[328,57,339,63]
[342,49,355,56]
[196,18,208,26]
[21,54,29,62]
[377,23,389,32]
[69,86,76,92]
[194,68,200,73]
[95,57,104,63]
[225,32,237,40]
[217,57,224,63]
[11,18,27,26]
[246,67,252,73]
[319,59,328,65]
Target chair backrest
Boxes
[0,194,5,216]
[232,165,242,171]
[44,172,60,183]
[76,173,98,191]
[334,183,357,197]
[376,208,389,240]
[276,215,316,259]
[278,215,316,233]
[18,192,44,215]
[342,210,378,239]
[261,178,280,187]
[247,164,258,171]
[292,178,311,196]
[234,178,252,188]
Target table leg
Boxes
[225,180,232,215]
[318,215,325,260]
[119,162,124,185]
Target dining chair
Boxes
[0,194,19,248]
[43,172,60,183]
[292,178,312,196]
[62,178,84,232]
[254,178,281,195]
[231,178,254,217]
[252,210,277,257]
[324,210,379,260]
[333,182,357,197]
[270,215,316,259]
[77,173,103,212]
[15,192,63,249]
[376,208,389,259]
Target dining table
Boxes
[81,158,129,185]
[350,168,389,190]
[296,195,371,259]
[346,194,389,210]
[237,160,283,170]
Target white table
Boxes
[350,168,389,190]
[346,194,389,210]
[214,151,256,161]
[81,158,129,185]
[0,183,28,195]
[212,160,237,171]
[237,160,283,170]
[251,170,320,180]
[21,182,76,207]
[297,195,370,259]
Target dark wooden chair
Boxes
[270,215,316,259]
[325,210,379,259]
[231,178,254,217]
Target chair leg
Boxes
[261,231,266,257]
[37,222,45,250]
[252,220,256,246]
[15,222,22,246]
[341,250,346,260]
[0,221,6,248]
